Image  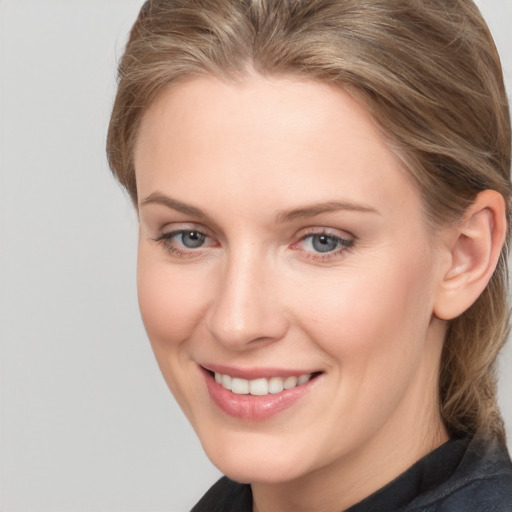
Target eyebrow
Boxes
[275,200,379,223]
[141,192,207,218]
[141,192,378,222]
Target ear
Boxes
[433,190,507,321]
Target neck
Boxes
[253,414,448,512]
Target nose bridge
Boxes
[206,243,288,349]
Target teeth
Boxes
[213,372,313,396]
[231,378,249,395]
[298,374,310,385]
[283,376,298,389]
[249,378,268,396]
[268,377,284,394]
[221,374,232,390]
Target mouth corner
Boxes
[199,365,215,377]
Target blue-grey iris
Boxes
[312,234,339,253]
[181,231,205,248]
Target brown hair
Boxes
[107,0,511,441]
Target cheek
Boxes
[293,249,436,366]
[136,248,213,420]
[136,249,210,349]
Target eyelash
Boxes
[153,229,215,258]
[292,230,354,262]
[153,228,354,261]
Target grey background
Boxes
[0,1,510,511]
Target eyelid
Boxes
[158,220,208,233]
[153,223,218,257]
[154,221,216,241]
[151,223,354,260]
[290,227,355,260]
[294,226,355,243]
[155,229,210,243]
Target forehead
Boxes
[136,74,387,162]
[134,74,423,226]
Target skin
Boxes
[134,74,455,512]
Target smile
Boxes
[201,366,322,420]
[214,372,313,396]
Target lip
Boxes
[200,365,322,421]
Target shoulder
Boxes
[410,437,512,512]
[433,474,512,511]
[191,476,252,512]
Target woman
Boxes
[107,0,512,510]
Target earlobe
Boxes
[433,190,507,321]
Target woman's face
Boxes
[134,75,449,487]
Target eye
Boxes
[175,230,206,248]
[304,233,343,253]
[154,228,214,256]
[294,230,354,260]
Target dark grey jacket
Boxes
[192,436,512,511]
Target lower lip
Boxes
[202,369,317,421]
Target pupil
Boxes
[312,234,338,253]
[182,231,205,248]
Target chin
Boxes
[216,458,305,485]
[200,431,312,485]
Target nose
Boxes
[205,250,289,350]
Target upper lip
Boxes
[200,363,322,380]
